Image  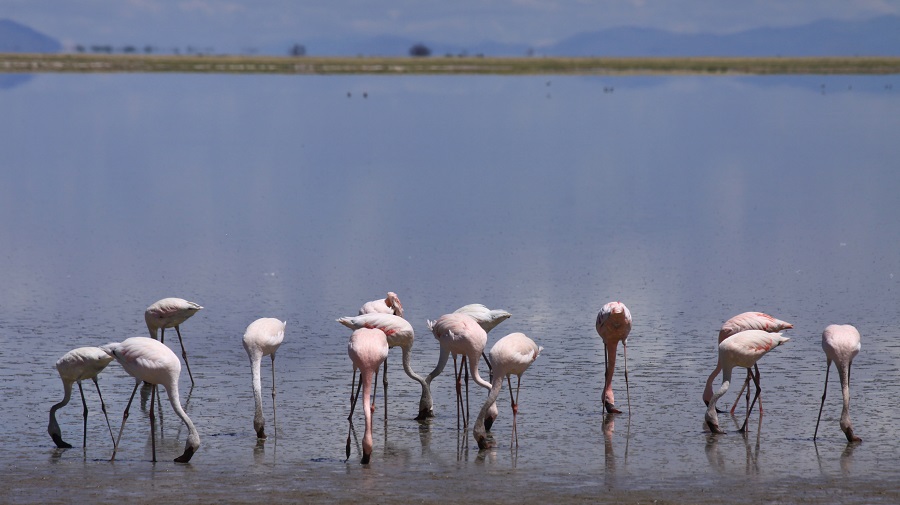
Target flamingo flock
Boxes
[45,293,865,466]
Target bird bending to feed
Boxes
[242,318,286,439]
[705,330,790,434]
[145,297,203,386]
[101,337,200,463]
[595,301,632,414]
[454,303,512,391]
[337,313,433,419]
[702,312,793,413]
[473,333,542,450]
[424,313,495,429]
[346,327,389,464]
[814,324,862,443]
[47,347,115,449]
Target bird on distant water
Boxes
[242,317,286,439]
[424,313,494,429]
[596,301,632,414]
[101,337,200,463]
[473,333,542,450]
[705,329,790,434]
[345,327,389,464]
[145,297,203,386]
[47,347,115,449]
[337,313,433,419]
[814,324,862,443]
[702,312,793,413]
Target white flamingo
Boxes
[596,301,632,414]
[101,337,200,463]
[358,292,404,408]
[47,347,115,449]
[454,303,512,388]
[145,297,203,385]
[242,318,286,439]
[814,324,862,443]
[424,313,495,429]
[473,333,542,450]
[702,312,793,413]
[705,330,790,434]
[337,313,433,419]
[345,327,389,464]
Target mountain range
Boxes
[2,15,899,57]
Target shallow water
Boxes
[1,72,899,504]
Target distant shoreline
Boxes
[2,53,900,75]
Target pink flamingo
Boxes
[702,312,793,413]
[145,297,203,386]
[345,327,389,464]
[454,303,512,388]
[101,337,200,463]
[705,330,790,434]
[242,318,286,439]
[473,333,542,450]
[337,313,433,419]
[595,301,632,414]
[47,347,115,449]
[424,313,494,429]
[814,324,862,443]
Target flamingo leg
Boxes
[453,354,462,430]
[174,325,195,386]
[739,369,762,433]
[508,375,518,447]
[814,360,831,440]
[462,355,470,427]
[602,340,622,414]
[483,351,493,382]
[78,381,88,448]
[149,385,157,463]
[270,355,277,438]
[346,373,362,461]
[112,381,140,461]
[382,356,388,420]
[730,371,751,415]
[754,365,763,415]
[371,368,379,416]
[623,342,631,416]
[92,377,115,447]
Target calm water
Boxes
[1,71,899,504]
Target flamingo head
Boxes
[386,292,404,317]
[475,433,492,451]
[361,452,371,464]
[174,432,201,463]
[705,409,725,435]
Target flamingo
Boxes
[145,297,203,386]
[473,333,542,450]
[424,313,495,429]
[345,327,389,464]
[454,303,512,382]
[100,337,200,463]
[359,292,404,318]
[358,292,404,409]
[705,330,790,434]
[814,324,862,443]
[242,318,286,439]
[47,347,115,449]
[702,312,793,412]
[595,301,632,414]
[337,313,433,419]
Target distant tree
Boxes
[122,45,136,53]
[75,45,85,53]
[144,45,154,54]
[290,44,306,57]
[409,43,431,57]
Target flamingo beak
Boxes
[476,434,491,451]
[484,415,495,432]
[51,433,73,449]
[361,452,371,464]
[174,446,195,463]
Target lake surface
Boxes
[1,70,899,504]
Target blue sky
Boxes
[4,0,900,52]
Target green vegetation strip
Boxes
[2,53,900,75]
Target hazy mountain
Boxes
[0,19,61,53]
[546,15,900,57]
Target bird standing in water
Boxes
[101,337,200,463]
[705,329,790,434]
[345,327,389,464]
[473,333,541,450]
[47,347,115,449]
[814,324,862,443]
[145,297,203,386]
[596,301,632,414]
[242,317,286,439]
